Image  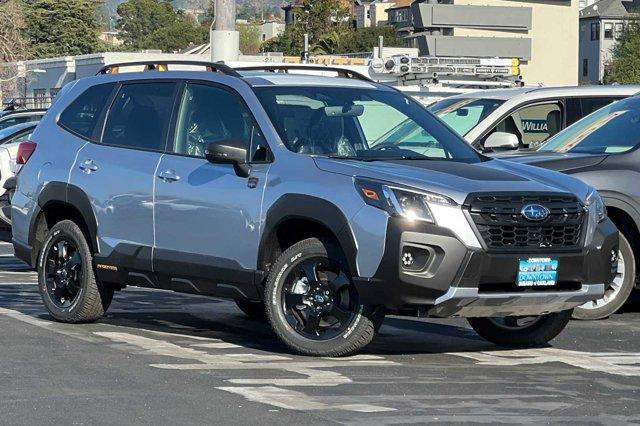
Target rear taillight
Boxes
[16,141,37,165]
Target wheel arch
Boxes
[29,182,99,265]
[258,195,358,278]
[603,196,640,288]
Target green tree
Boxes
[116,0,177,48]
[262,0,351,55]
[23,0,104,58]
[238,24,262,55]
[116,0,207,52]
[604,18,640,84]
[341,26,404,53]
[0,0,29,62]
[142,17,208,52]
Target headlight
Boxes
[354,178,456,224]
[587,189,606,223]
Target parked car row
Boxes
[4,61,636,356]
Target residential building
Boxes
[370,0,399,26]
[387,0,580,85]
[261,21,286,42]
[99,31,123,47]
[579,0,639,83]
[282,0,304,26]
[386,0,415,37]
[355,1,373,28]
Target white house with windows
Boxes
[579,0,639,83]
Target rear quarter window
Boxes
[58,82,116,141]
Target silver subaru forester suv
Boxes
[11,62,618,356]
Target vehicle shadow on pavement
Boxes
[0,283,525,356]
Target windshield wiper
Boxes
[327,154,435,162]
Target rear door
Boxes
[69,81,179,282]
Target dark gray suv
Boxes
[502,95,640,320]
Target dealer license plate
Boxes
[517,257,558,287]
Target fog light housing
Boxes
[400,246,430,271]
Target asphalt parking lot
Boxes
[0,241,639,425]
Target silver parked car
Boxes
[429,85,640,151]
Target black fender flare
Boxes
[258,194,358,275]
[601,191,640,235]
[30,182,99,252]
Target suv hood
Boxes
[313,157,592,205]
[493,151,607,172]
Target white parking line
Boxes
[449,348,640,376]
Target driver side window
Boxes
[486,102,563,149]
[174,84,263,159]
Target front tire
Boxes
[468,310,572,347]
[38,220,113,323]
[573,232,635,320]
[265,238,382,357]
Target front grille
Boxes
[467,193,586,252]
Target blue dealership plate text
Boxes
[517,257,558,287]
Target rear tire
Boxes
[265,237,382,357]
[468,310,572,347]
[573,232,635,320]
[234,299,266,320]
[38,220,113,323]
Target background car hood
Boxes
[313,157,592,205]
[493,152,607,172]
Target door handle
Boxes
[157,169,180,182]
[79,159,98,173]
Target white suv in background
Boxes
[429,85,640,152]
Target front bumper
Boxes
[353,217,618,317]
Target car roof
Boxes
[0,122,38,141]
[85,64,390,92]
[450,85,640,101]
[242,73,385,89]
[0,109,47,118]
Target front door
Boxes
[153,82,270,298]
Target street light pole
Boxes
[210,0,240,62]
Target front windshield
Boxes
[254,86,482,163]
[429,97,504,136]
[539,97,640,154]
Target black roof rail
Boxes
[235,64,372,81]
[96,60,241,77]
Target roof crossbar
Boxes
[235,64,372,81]
[96,60,241,77]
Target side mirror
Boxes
[205,140,250,177]
[484,132,519,151]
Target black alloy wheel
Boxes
[282,257,357,340]
[44,238,83,309]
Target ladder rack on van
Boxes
[370,55,524,88]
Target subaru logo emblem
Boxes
[521,204,550,221]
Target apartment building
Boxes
[579,0,639,83]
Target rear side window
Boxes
[566,97,622,126]
[102,82,176,151]
[59,83,115,141]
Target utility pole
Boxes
[210,0,240,62]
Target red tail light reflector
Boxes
[16,141,37,165]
